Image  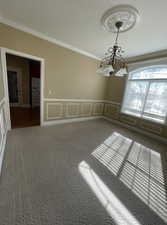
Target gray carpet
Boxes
[0,119,167,225]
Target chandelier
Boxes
[97,5,139,77]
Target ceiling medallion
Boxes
[97,5,139,77]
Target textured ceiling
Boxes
[0,0,167,59]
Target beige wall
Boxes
[105,75,126,102]
[0,23,107,101]
[6,54,30,105]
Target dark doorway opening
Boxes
[6,54,41,129]
[7,71,19,103]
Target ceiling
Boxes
[0,0,167,59]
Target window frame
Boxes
[121,65,167,125]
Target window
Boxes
[121,66,167,124]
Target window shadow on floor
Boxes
[79,132,167,225]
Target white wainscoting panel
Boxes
[47,102,64,120]
[80,103,92,117]
[140,121,162,135]
[65,103,80,118]
[92,103,104,116]
[120,115,137,126]
[104,103,120,119]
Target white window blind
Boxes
[122,66,167,124]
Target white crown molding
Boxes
[0,17,100,60]
[127,56,167,66]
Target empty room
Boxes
[0,1,167,225]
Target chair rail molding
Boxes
[44,98,105,103]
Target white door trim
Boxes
[0,47,45,129]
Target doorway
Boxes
[7,70,20,105]
[6,54,41,129]
[1,48,44,130]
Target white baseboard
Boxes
[0,133,7,175]
[103,116,167,145]
[42,116,103,126]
